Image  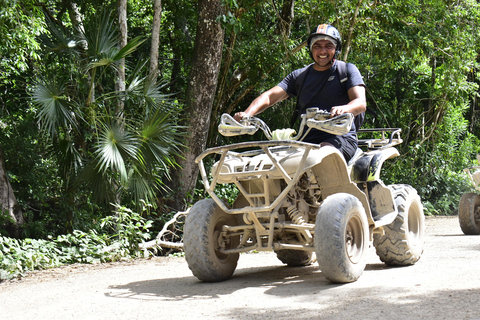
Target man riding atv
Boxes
[234,23,365,162]
[182,24,425,284]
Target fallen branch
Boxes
[139,209,189,251]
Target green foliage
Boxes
[0,0,44,82]
[192,157,240,206]
[169,251,185,258]
[0,205,154,281]
[0,237,60,280]
[32,8,184,213]
[100,206,153,256]
[383,102,480,215]
[214,183,240,206]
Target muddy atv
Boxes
[459,158,480,235]
[184,108,425,283]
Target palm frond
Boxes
[75,160,118,204]
[95,122,140,184]
[142,79,177,115]
[33,7,183,209]
[125,76,145,97]
[87,37,146,71]
[33,82,78,138]
[139,110,185,171]
[113,36,147,61]
[127,76,178,118]
[82,9,145,71]
[39,9,81,54]
[81,11,117,61]
[49,138,83,180]
[127,167,159,207]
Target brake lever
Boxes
[218,114,258,136]
[306,112,353,136]
[306,107,331,121]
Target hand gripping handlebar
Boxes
[218,108,353,140]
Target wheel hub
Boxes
[345,216,364,264]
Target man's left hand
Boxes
[330,106,349,117]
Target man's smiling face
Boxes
[311,39,336,71]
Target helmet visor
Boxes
[309,35,337,51]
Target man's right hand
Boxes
[234,86,289,122]
[234,112,251,122]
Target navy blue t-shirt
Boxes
[278,60,365,145]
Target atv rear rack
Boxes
[357,128,402,150]
[464,166,480,193]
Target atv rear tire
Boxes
[275,250,315,267]
[458,193,480,235]
[373,184,425,265]
[184,199,240,281]
[314,193,368,283]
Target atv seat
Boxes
[348,148,364,167]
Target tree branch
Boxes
[139,209,188,250]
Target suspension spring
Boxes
[287,205,305,225]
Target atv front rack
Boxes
[195,140,321,215]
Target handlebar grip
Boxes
[306,113,353,135]
[218,114,258,137]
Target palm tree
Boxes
[32,9,183,215]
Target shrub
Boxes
[0,206,154,281]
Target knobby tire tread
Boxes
[373,184,425,266]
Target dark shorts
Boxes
[322,135,358,162]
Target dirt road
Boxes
[1,216,480,320]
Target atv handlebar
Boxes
[219,107,403,149]
[218,114,273,139]
[218,107,353,141]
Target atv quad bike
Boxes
[184,108,425,283]
[459,158,480,235]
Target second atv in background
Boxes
[459,155,480,235]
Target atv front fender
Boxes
[309,146,374,226]
[349,148,400,226]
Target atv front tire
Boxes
[373,184,425,265]
[458,193,480,235]
[184,199,240,281]
[314,193,368,283]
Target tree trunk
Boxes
[210,8,246,146]
[0,144,24,238]
[341,0,362,62]
[168,13,192,93]
[116,0,127,120]
[171,0,225,210]
[149,0,162,80]
[67,2,85,34]
[275,0,295,38]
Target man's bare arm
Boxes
[330,85,367,117]
[234,86,289,121]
